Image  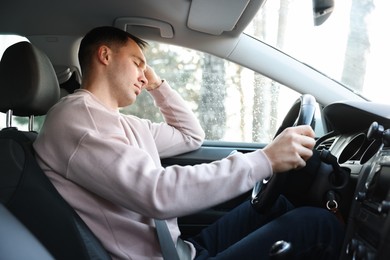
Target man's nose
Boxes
[140,73,148,88]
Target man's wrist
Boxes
[147,79,164,91]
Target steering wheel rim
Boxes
[251,94,316,213]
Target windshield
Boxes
[245,0,389,103]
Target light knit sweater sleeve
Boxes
[146,81,205,158]
[67,131,272,219]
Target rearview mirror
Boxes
[313,0,334,26]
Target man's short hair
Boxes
[78,26,148,75]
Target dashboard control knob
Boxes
[379,200,390,213]
[367,122,384,140]
[355,192,366,202]
[367,121,390,146]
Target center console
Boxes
[341,147,390,259]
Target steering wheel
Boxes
[251,94,316,213]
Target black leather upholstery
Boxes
[0,41,59,116]
[0,42,111,260]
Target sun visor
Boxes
[187,0,250,35]
[115,17,174,39]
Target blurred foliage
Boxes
[199,55,226,140]
[121,42,228,140]
[121,42,201,122]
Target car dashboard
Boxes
[321,101,390,259]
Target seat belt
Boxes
[154,219,191,260]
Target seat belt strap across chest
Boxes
[154,219,191,260]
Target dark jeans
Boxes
[188,196,344,259]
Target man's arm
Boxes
[143,66,205,158]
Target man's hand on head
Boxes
[144,65,163,91]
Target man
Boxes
[34,26,343,259]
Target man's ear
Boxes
[97,45,111,65]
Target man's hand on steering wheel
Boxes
[251,94,317,213]
[263,125,315,173]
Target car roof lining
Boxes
[1,0,265,79]
[1,0,364,105]
[0,0,264,37]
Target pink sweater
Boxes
[33,82,273,259]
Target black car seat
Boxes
[0,41,111,260]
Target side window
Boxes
[121,41,324,143]
[0,35,42,131]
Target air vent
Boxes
[317,136,336,151]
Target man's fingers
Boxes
[298,144,313,162]
[295,124,315,138]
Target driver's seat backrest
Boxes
[0,41,111,260]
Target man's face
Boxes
[106,39,148,108]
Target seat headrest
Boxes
[0,41,60,116]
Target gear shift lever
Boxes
[269,240,292,259]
